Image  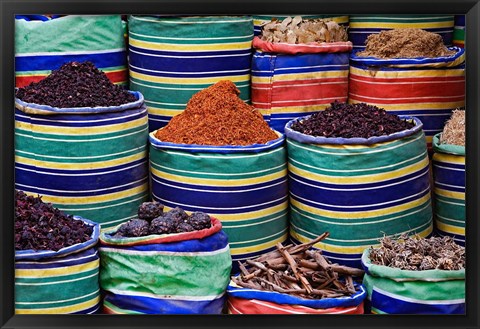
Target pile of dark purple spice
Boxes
[291,101,415,139]
[15,190,93,251]
[15,61,137,108]
[113,202,212,238]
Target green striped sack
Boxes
[15,217,100,314]
[252,15,349,35]
[432,134,465,245]
[99,217,232,314]
[285,116,433,268]
[15,91,150,230]
[128,15,253,131]
[361,249,465,314]
[348,15,454,49]
[15,15,128,87]
[149,131,289,268]
[453,15,465,48]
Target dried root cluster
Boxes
[440,109,465,146]
[260,16,348,44]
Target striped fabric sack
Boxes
[285,116,433,268]
[432,134,465,245]
[99,217,232,314]
[14,91,150,230]
[361,249,465,314]
[149,131,289,267]
[349,47,465,149]
[253,15,349,36]
[15,217,100,314]
[227,279,366,314]
[15,15,128,88]
[453,15,465,48]
[128,15,253,131]
[251,38,352,133]
[348,15,454,50]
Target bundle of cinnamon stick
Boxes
[231,232,365,299]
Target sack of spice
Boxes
[149,80,289,270]
[15,61,150,230]
[453,15,465,48]
[99,203,232,314]
[432,109,465,245]
[15,190,101,314]
[253,15,349,36]
[349,28,465,150]
[227,234,367,314]
[15,15,127,88]
[284,102,433,269]
[361,235,465,314]
[251,16,352,133]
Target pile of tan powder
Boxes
[440,109,465,146]
[154,80,279,146]
[357,28,456,59]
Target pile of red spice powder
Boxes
[154,80,279,146]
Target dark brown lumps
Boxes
[15,190,93,251]
[290,101,415,139]
[15,61,136,108]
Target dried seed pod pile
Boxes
[113,202,212,238]
[15,190,93,251]
[368,234,465,271]
[290,101,415,138]
[232,233,365,299]
[440,109,465,146]
[260,16,348,44]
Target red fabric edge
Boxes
[252,36,353,54]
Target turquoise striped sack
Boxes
[149,131,289,269]
[128,15,253,131]
[15,91,150,230]
[15,217,100,314]
[15,15,128,88]
[432,133,465,245]
[361,249,465,314]
[285,116,433,268]
[99,217,232,314]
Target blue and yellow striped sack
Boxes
[14,91,150,230]
[15,217,101,314]
[432,133,465,245]
[99,217,232,314]
[361,249,465,314]
[285,116,433,268]
[128,15,254,131]
[148,131,289,269]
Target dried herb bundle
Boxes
[440,109,465,146]
[232,233,365,299]
[369,234,465,271]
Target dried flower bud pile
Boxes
[154,80,278,146]
[232,233,365,299]
[440,109,465,146]
[368,235,465,271]
[260,16,348,44]
[15,190,93,251]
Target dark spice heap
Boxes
[369,234,465,271]
[357,28,456,59]
[113,202,212,238]
[15,61,136,108]
[15,190,93,251]
[232,233,365,299]
[154,80,279,146]
[291,101,415,138]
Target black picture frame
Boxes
[1,1,479,328]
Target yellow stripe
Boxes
[289,157,429,184]
[16,259,98,278]
[261,104,331,114]
[291,193,431,219]
[146,106,185,117]
[35,183,148,205]
[252,71,348,84]
[434,187,465,200]
[349,22,453,29]
[229,232,288,255]
[349,66,465,78]
[130,70,250,84]
[16,296,100,314]
[433,153,465,165]
[348,99,466,111]
[435,221,464,235]
[15,151,146,170]
[15,117,147,136]
[151,166,287,187]
[129,38,251,51]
